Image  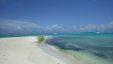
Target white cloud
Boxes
[0,20,65,33]
[0,20,40,29]
[79,24,97,32]
[0,20,42,33]
[46,24,64,32]
[72,22,113,32]
[0,19,113,33]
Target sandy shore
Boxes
[0,36,80,64]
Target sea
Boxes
[0,32,113,64]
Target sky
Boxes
[0,0,113,33]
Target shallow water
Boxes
[46,34,113,64]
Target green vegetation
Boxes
[37,36,45,43]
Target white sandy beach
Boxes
[0,36,81,64]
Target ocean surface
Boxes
[0,33,113,64]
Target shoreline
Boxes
[0,36,81,64]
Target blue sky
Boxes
[0,0,113,33]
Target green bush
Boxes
[37,36,45,43]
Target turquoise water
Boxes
[0,33,113,64]
[46,33,113,64]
